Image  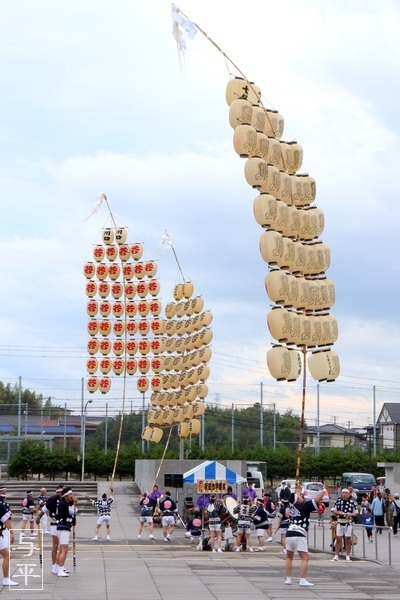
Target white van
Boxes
[246,470,264,497]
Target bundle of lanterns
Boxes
[84,227,212,443]
[226,77,339,383]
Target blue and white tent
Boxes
[183,460,247,485]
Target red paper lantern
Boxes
[98,282,110,299]
[150,319,165,335]
[137,377,149,392]
[131,243,144,261]
[122,264,134,280]
[113,321,125,337]
[112,359,125,376]
[136,282,148,298]
[86,301,98,318]
[99,339,112,355]
[151,357,165,373]
[150,338,165,354]
[138,339,150,355]
[138,358,150,374]
[149,300,162,316]
[87,320,99,337]
[105,245,118,261]
[126,340,138,355]
[99,301,111,317]
[85,281,97,298]
[108,264,121,281]
[113,340,124,356]
[87,377,99,394]
[93,245,105,262]
[125,283,136,299]
[126,321,138,336]
[144,261,157,278]
[125,359,137,375]
[96,264,108,281]
[134,262,145,279]
[87,338,99,355]
[137,301,150,317]
[138,320,150,336]
[84,262,96,279]
[125,302,137,318]
[99,358,112,375]
[111,282,123,299]
[86,358,98,375]
[99,377,111,394]
[98,320,112,337]
[112,302,124,318]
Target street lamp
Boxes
[81,399,93,481]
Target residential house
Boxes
[304,423,365,449]
[376,403,400,449]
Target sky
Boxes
[1,0,400,431]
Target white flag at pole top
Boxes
[171,4,197,68]
[159,230,173,251]
[83,193,107,222]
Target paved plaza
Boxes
[3,481,399,599]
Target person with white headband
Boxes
[55,488,78,577]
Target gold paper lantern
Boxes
[141,426,152,441]
[244,157,269,190]
[199,311,213,327]
[253,194,278,229]
[263,109,284,139]
[189,419,201,435]
[150,427,163,443]
[267,307,292,343]
[267,346,301,381]
[308,350,340,382]
[192,401,205,416]
[197,364,210,382]
[183,404,194,420]
[165,302,176,319]
[162,409,174,425]
[260,230,283,266]
[183,281,194,299]
[178,422,190,438]
[196,383,208,400]
[191,296,204,314]
[226,77,261,106]
[173,283,184,300]
[228,98,253,128]
[233,124,257,158]
[277,171,292,205]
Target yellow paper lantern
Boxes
[150,427,163,443]
[226,77,261,106]
[189,419,201,435]
[192,401,205,416]
[191,296,204,314]
[263,109,284,139]
[253,194,278,229]
[183,404,194,420]
[197,364,210,382]
[178,422,190,438]
[196,383,208,400]
[141,426,152,441]
[228,98,253,128]
[173,284,184,300]
[233,124,257,158]
[267,346,301,381]
[183,281,194,298]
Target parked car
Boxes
[339,473,376,502]
[302,481,330,507]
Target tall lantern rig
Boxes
[226,76,339,480]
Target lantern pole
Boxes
[260,382,264,446]
[105,402,108,454]
[17,376,22,440]
[295,347,307,485]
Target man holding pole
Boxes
[55,488,77,577]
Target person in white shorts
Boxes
[0,498,18,586]
[137,491,157,540]
[205,494,226,553]
[284,482,329,587]
[86,487,114,541]
[330,488,358,562]
[159,491,177,542]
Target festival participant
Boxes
[276,501,290,554]
[55,487,77,577]
[222,486,237,501]
[150,484,162,502]
[37,487,50,534]
[205,494,226,553]
[86,487,114,541]
[185,510,202,542]
[331,488,359,562]
[159,491,177,542]
[284,482,328,587]
[233,497,256,552]
[242,482,257,504]
[263,492,276,542]
[391,493,400,536]
[0,497,18,586]
[37,486,64,575]
[252,497,269,552]
[21,490,36,536]
[137,491,157,540]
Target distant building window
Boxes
[308,437,314,445]
[320,437,331,447]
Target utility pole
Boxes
[231,403,234,452]
[316,384,320,456]
[260,382,264,446]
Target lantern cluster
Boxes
[226,77,340,383]
[142,281,212,443]
[85,227,161,395]
[84,227,212,442]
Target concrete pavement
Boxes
[3,481,399,599]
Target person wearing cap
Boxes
[0,492,18,586]
[55,487,78,577]
[331,487,359,563]
[284,481,329,587]
[37,487,50,534]
[86,486,114,541]
[391,493,400,536]
[252,497,270,552]
[21,490,35,536]
[263,493,276,542]
[137,491,157,540]
[37,485,64,574]
[233,497,256,552]
[159,491,178,542]
[204,493,226,553]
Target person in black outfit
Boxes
[55,488,77,578]
[37,485,64,574]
